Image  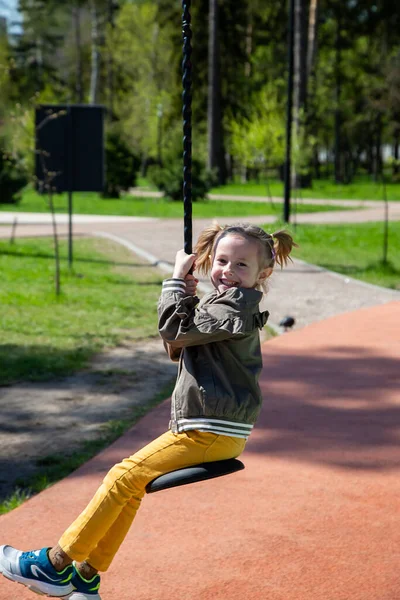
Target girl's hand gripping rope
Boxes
[173,249,197,279]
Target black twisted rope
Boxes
[182,0,193,255]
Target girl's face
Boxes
[210,234,272,294]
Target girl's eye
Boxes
[238,263,247,267]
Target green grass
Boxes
[285,221,400,289]
[0,187,350,218]
[0,379,175,514]
[0,489,32,513]
[211,176,400,201]
[0,236,175,513]
[0,236,164,385]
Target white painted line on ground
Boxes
[95,231,174,275]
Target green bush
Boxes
[0,149,29,204]
[147,158,215,201]
[102,132,140,198]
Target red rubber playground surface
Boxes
[1,302,400,600]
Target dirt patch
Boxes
[0,337,178,501]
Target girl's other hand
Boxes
[184,274,198,296]
[172,249,197,279]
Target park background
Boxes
[0,0,399,513]
[1,1,400,201]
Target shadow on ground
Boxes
[0,343,93,384]
[23,342,399,486]
[1,335,399,507]
[249,344,400,471]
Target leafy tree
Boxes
[156,0,275,179]
[229,83,285,177]
[103,129,140,197]
[11,0,67,100]
[0,147,29,204]
[0,23,12,127]
[1,0,400,190]
[207,0,224,183]
[110,2,178,164]
[148,158,214,202]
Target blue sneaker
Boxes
[67,564,101,599]
[0,545,74,597]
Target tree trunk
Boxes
[293,0,309,188]
[393,129,400,176]
[106,0,116,118]
[313,145,320,178]
[73,3,84,103]
[306,0,318,82]
[89,0,100,105]
[334,12,343,183]
[36,36,43,90]
[373,114,383,182]
[245,15,253,78]
[293,0,308,127]
[207,0,226,185]
[366,139,374,175]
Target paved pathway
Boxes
[128,188,400,223]
[0,302,399,600]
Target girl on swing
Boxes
[0,222,295,600]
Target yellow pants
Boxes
[59,429,246,571]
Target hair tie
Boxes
[267,233,276,260]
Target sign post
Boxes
[35,104,105,267]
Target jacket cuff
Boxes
[162,278,186,294]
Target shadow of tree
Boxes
[30,340,400,489]
[0,246,159,269]
[0,343,93,385]
[1,339,400,506]
[246,344,400,471]
[0,345,176,500]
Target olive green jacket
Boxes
[158,278,269,439]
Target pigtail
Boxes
[271,229,298,267]
[194,221,224,275]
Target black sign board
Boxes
[35,104,105,193]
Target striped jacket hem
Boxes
[171,418,253,439]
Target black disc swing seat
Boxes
[146,1,245,495]
[146,458,245,494]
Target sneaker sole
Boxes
[0,566,74,597]
[67,594,102,600]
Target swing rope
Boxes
[145,3,245,494]
[182,0,193,256]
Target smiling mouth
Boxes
[220,279,238,288]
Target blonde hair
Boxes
[195,221,297,291]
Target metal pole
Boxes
[67,105,73,268]
[382,173,389,265]
[68,190,73,268]
[284,0,295,223]
[182,0,193,256]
